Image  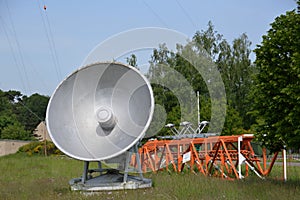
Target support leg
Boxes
[123,151,131,183]
[82,161,89,184]
[134,143,144,180]
[98,161,102,175]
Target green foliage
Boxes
[1,121,32,140]
[193,21,222,60]
[146,22,254,136]
[251,9,300,151]
[18,141,63,156]
[126,54,139,69]
[0,89,49,140]
[217,34,255,129]
[0,90,13,115]
[222,105,244,135]
[0,111,32,140]
[15,93,49,131]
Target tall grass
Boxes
[0,154,299,199]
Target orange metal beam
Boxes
[132,134,279,180]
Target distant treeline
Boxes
[0,90,49,140]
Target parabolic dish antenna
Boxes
[46,62,154,190]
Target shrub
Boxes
[18,141,63,156]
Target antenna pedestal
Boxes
[69,143,152,191]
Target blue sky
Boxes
[0,0,297,96]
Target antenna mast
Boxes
[197,91,200,126]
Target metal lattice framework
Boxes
[131,135,280,180]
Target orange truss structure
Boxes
[131,134,279,180]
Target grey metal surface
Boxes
[70,173,152,191]
[46,62,154,161]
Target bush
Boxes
[18,141,63,156]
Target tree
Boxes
[0,90,49,140]
[126,54,139,70]
[144,21,256,136]
[147,44,187,136]
[1,121,32,140]
[251,6,300,151]
[16,93,49,131]
[193,22,254,130]
[193,21,222,60]
[217,34,254,128]
[0,90,27,139]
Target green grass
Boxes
[0,154,300,200]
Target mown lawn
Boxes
[0,154,300,200]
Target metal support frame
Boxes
[136,135,280,180]
[124,143,144,182]
[70,142,152,191]
[81,161,104,184]
[165,121,210,139]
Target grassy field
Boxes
[0,154,300,200]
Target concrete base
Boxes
[69,170,152,191]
